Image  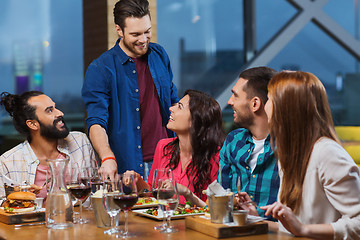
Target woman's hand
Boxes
[29,184,42,195]
[176,183,191,197]
[123,170,150,192]
[123,170,141,183]
[176,183,206,207]
[235,192,258,216]
[261,202,306,236]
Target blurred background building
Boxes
[0,0,360,154]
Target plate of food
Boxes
[131,197,158,209]
[133,202,207,220]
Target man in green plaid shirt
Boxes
[218,67,279,219]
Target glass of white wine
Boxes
[102,175,121,235]
[152,168,173,231]
[157,178,179,234]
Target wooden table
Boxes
[0,208,311,240]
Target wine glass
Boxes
[85,161,103,210]
[152,168,173,230]
[158,178,179,233]
[114,174,138,238]
[64,164,80,223]
[102,175,122,235]
[67,164,91,224]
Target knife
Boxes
[14,222,45,227]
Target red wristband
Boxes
[101,157,116,164]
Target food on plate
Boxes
[174,205,207,215]
[144,202,208,216]
[135,197,156,206]
[1,191,37,213]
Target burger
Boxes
[1,191,37,213]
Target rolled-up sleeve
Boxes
[82,61,111,132]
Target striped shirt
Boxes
[218,128,279,218]
[0,131,97,196]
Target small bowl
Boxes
[233,210,248,226]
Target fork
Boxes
[239,201,260,209]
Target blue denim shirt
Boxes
[82,39,179,174]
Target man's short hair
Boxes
[113,0,150,31]
[239,66,278,104]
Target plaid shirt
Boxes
[218,128,279,218]
[0,131,96,196]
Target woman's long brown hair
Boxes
[268,71,339,213]
[164,89,225,197]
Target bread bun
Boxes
[5,206,35,213]
[7,191,36,201]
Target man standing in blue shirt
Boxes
[218,67,279,218]
[82,0,178,181]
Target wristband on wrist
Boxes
[101,157,116,164]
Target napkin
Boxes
[205,180,228,196]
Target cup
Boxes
[208,192,234,224]
[91,195,111,228]
[233,210,248,226]
[35,198,44,209]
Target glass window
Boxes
[157,0,360,128]
[0,0,83,153]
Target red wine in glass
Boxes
[113,195,138,211]
[158,189,175,199]
[69,186,91,201]
[152,189,158,199]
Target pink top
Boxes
[34,153,67,199]
[148,138,219,204]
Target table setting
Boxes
[0,165,313,240]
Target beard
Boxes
[38,116,70,139]
[122,35,149,57]
[233,106,254,129]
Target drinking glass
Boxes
[85,161,103,210]
[114,174,138,238]
[64,165,80,223]
[67,164,91,224]
[158,178,179,233]
[102,175,121,235]
[152,168,173,230]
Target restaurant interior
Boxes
[0,0,360,239]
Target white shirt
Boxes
[278,138,360,239]
[0,131,97,197]
[248,138,265,172]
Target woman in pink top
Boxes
[127,89,225,206]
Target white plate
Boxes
[131,197,158,209]
[133,208,205,220]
